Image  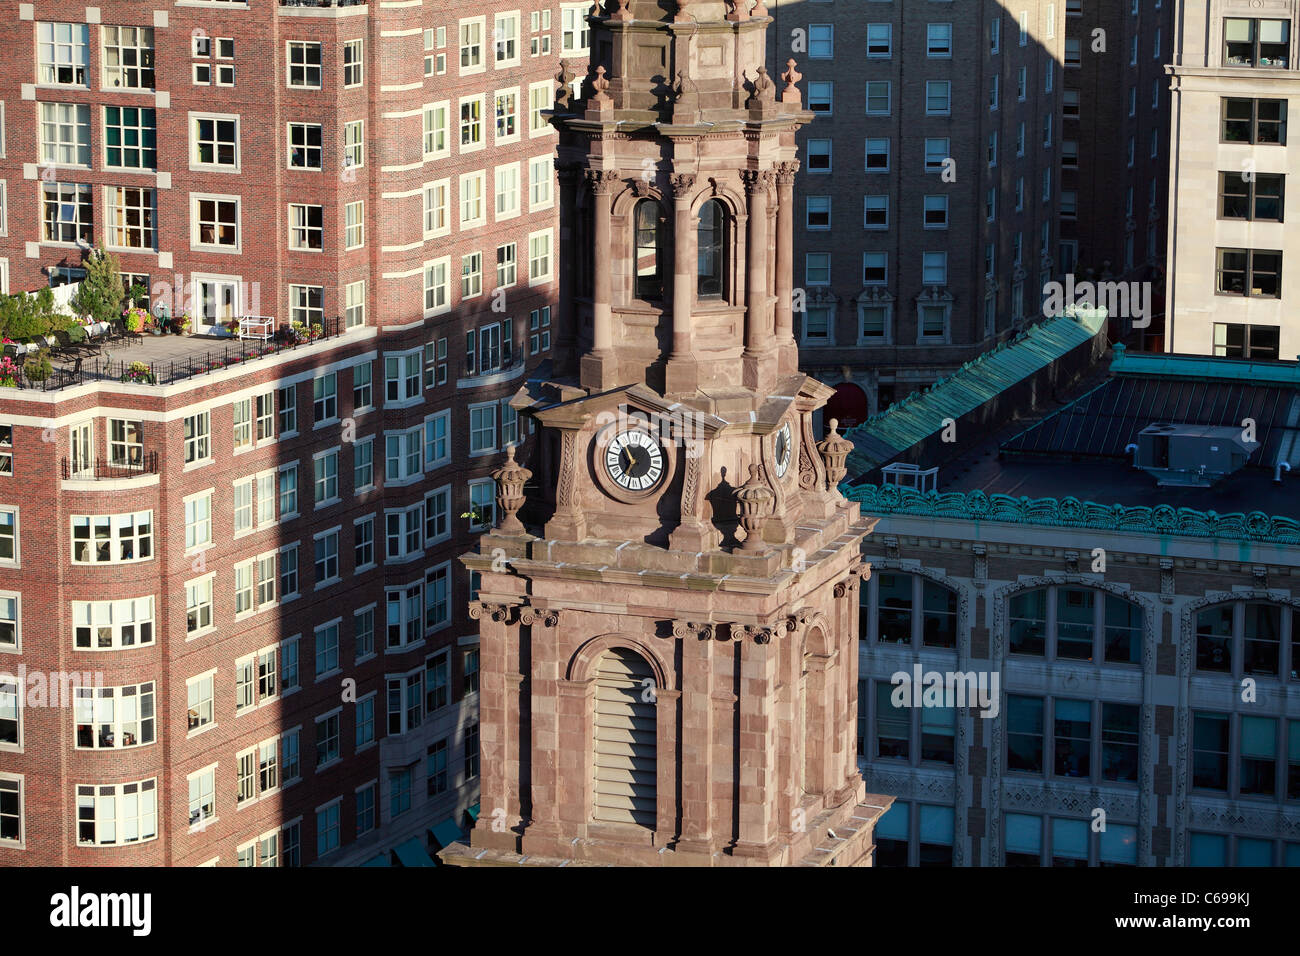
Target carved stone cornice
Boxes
[735,624,774,645]
[468,601,515,624]
[671,620,715,640]
[585,168,620,195]
[519,606,560,627]
[669,173,697,198]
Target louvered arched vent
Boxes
[591,648,657,827]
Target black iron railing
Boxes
[60,452,160,480]
[11,316,347,392]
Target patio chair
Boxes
[238,316,274,344]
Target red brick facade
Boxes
[0,0,585,865]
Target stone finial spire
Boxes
[816,420,853,491]
[492,444,533,535]
[735,464,774,551]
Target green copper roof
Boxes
[843,307,1107,475]
[1109,343,1300,385]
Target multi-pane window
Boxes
[462,252,484,299]
[192,116,238,168]
[460,172,485,227]
[106,187,154,250]
[194,197,238,248]
[41,182,93,243]
[78,780,158,845]
[864,572,959,647]
[1218,172,1284,221]
[186,577,214,634]
[287,41,323,88]
[1216,248,1282,298]
[102,26,155,90]
[315,712,341,768]
[354,439,375,494]
[382,584,422,654]
[469,479,495,530]
[342,38,363,87]
[1007,586,1142,663]
[315,529,340,585]
[73,683,156,749]
[346,280,366,329]
[313,373,337,423]
[1213,322,1281,359]
[497,243,518,287]
[39,103,90,167]
[355,607,376,661]
[71,513,153,565]
[289,204,324,251]
[187,674,215,731]
[385,352,422,404]
[495,90,518,141]
[38,23,89,86]
[529,230,552,282]
[288,123,323,169]
[315,622,341,678]
[1221,98,1287,145]
[460,18,484,69]
[104,107,156,169]
[386,505,424,561]
[385,427,423,483]
[355,515,375,570]
[496,164,520,219]
[425,413,450,469]
[343,120,364,170]
[423,180,449,237]
[425,564,450,630]
[1223,18,1290,68]
[529,307,551,354]
[460,97,484,147]
[424,259,450,315]
[345,201,364,249]
[423,103,449,158]
[314,452,339,504]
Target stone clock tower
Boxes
[441,0,892,867]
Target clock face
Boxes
[773,422,792,479]
[604,429,665,492]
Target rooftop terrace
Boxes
[4,317,347,391]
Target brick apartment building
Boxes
[764,0,1066,417]
[0,0,596,866]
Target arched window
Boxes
[1194,600,1292,676]
[1007,585,1142,663]
[862,571,957,648]
[697,199,726,298]
[633,200,663,301]
[591,647,656,827]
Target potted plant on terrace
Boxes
[119,361,155,385]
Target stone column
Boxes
[581,169,620,391]
[742,170,773,390]
[654,687,681,842]
[774,162,798,372]
[733,627,777,859]
[467,609,516,851]
[555,163,581,375]
[665,173,698,395]
[675,623,715,853]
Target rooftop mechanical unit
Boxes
[1133,423,1255,487]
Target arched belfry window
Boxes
[634,200,664,301]
[591,647,657,827]
[697,199,726,298]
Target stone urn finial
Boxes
[492,444,532,535]
[817,419,853,491]
[780,58,802,105]
[735,464,774,552]
[590,64,613,108]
